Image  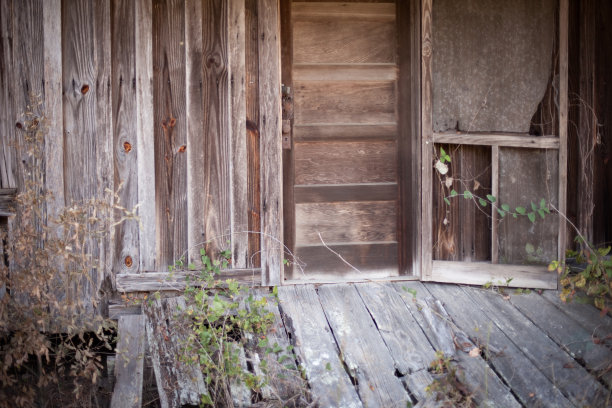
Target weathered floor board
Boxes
[317,284,410,407]
[392,281,522,408]
[509,291,612,387]
[123,282,612,407]
[277,284,362,408]
[464,286,609,407]
[424,283,574,407]
[143,297,207,408]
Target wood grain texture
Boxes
[292,2,395,18]
[509,292,612,384]
[277,285,363,407]
[202,0,231,258]
[281,0,294,279]
[293,123,396,142]
[229,0,249,268]
[356,283,436,375]
[397,0,420,277]
[491,145,499,263]
[432,132,560,149]
[294,80,396,124]
[0,0,15,189]
[62,0,113,312]
[185,0,205,265]
[153,0,187,269]
[245,0,261,268]
[112,0,140,274]
[258,0,283,285]
[432,145,491,262]
[116,269,261,292]
[392,282,521,407]
[295,201,397,245]
[294,141,397,185]
[135,0,156,272]
[431,260,556,289]
[498,148,558,265]
[111,315,145,408]
[558,0,568,266]
[424,283,573,407]
[293,14,395,64]
[317,284,410,407]
[0,188,15,216]
[13,0,43,193]
[42,0,65,219]
[293,64,396,82]
[144,296,207,408]
[292,242,398,279]
[465,286,609,406]
[420,0,433,281]
[295,183,397,203]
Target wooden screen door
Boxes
[282,1,403,281]
[420,0,568,289]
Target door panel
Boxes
[285,1,400,280]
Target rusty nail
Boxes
[81,84,89,95]
[125,255,133,268]
[123,141,132,153]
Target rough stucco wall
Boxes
[433,0,555,133]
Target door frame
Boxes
[277,0,422,283]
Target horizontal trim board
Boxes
[295,183,397,203]
[292,2,395,19]
[0,188,16,216]
[433,133,559,149]
[116,269,262,292]
[428,261,557,289]
[293,64,396,81]
[294,124,396,142]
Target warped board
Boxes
[277,284,362,407]
[111,315,145,408]
[424,283,573,406]
[464,286,609,407]
[317,284,410,407]
[391,281,521,408]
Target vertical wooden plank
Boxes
[95,0,114,299]
[112,0,140,274]
[201,0,231,258]
[111,315,146,408]
[13,0,44,192]
[62,0,112,311]
[0,0,15,189]
[185,0,204,265]
[258,0,283,285]
[43,0,65,220]
[491,145,499,263]
[135,0,156,272]
[153,0,187,269]
[229,0,249,268]
[420,0,433,280]
[280,0,293,278]
[558,0,568,269]
[245,0,261,268]
[397,0,419,276]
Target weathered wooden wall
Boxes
[567,0,612,247]
[0,0,283,299]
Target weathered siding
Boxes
[0,0,283,299]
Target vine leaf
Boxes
[528,212,536,223]
[486,194,496,203]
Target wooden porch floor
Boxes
[119,282,612,407]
